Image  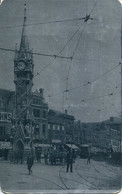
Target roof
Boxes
[105,117,122,124]
[0,88,14,95]
[48,109,75,119]
[33,90,42,97]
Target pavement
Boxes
[0,158,121,192]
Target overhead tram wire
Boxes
[63,88,121,110]
[64,0,97,111]
[35,1,97,76]
[34,20,85,76]
[97,103,115,112]
[65,22,87,110]
[47,62,121,98]
[89,0,97,16]
[66,22,87,80]
[68,62,121,92]
[72,58,119,64]
[0,17,84,29]
[65,1,97,110]
[0,47,71,60]
[76,87,121,107]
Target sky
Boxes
[0,0,121,122]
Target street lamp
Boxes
[10,125,16,162]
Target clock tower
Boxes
[14,4,34,127]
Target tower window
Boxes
[33,109,40,118]
[43,110,47,118]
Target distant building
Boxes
[105,117,122,152]
[31,89,48,143]
[0,89,14,141]
[75,122,111,150]
[63,110,75,143]
[0,88,48,143]
[74,120,82,145]
[48,109,75,144]
[48,110,65,144]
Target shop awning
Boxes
[0,142,12,149]
[34,144,51,148]
[66,144,79,150]
[52,140,61,143]
[112,146,120,152]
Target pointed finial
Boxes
[24,3,26,21]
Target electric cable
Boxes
[35,20,85,76]
[47,62,120,98]
[0,17,84,29]
[0,47,71,59]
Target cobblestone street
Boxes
[0,158,121,192]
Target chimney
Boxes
[39,88,44,98]
[110,117,114,122]
[65,109,67,115]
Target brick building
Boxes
[0,89,14,141]
[105,117,122,152]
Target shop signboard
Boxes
[0,142,11,149]
[0,112,12,123]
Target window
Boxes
[43,110,47,118]
[62,126,64,131]
[42,124,46,135]
[34,125,39,135]
[55,125,57,130]
[32,99,35,104]
[0,98,2,107]
[32,98,41,105]
[50,124,53,130]
[33,109,40,118]
[48,124,50,129]
[0,126,5,136]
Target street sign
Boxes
[0,142,11,149]
[0,112,12,123]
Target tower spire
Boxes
[24,3,26,22]
[19,3,28,51]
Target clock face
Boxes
[17,61,25,70]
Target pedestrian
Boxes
[44,151,48,164]
[87,153,92,165]
[20,150,23,164]
[35,148,40,162]
[72,149,76,163]
[66,149,73,172]
[4,149,8,160]
[27,154,34,175]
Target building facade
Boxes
[48,109,65,144]
[105,117,122,152]
[0,89,14,142]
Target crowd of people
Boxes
[0,146,93,175]
[0,148,9,160]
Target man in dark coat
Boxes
[87,153,92,164]
[27,154,34,175]
[66,149,73,172]
[44,151,48,164]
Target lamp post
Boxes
[10,125,16,162]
